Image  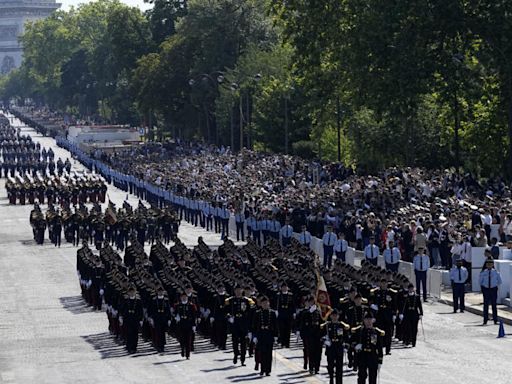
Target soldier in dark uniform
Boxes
[322,309,350,384]
[400,283,423,347]
[91,257,105,310]
[352,312,385,384]
[346,293,367,370]
[275,281,295,348]
[369,278,397,355]
[211,284,229,349]
[119,286,143,354]
[174,291,197,359]
[252,295,278,376]
[225,285,254,366]
[149,286,171,352]
[298,295,322,374]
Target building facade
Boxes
[0,0,60,74]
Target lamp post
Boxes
[188,72,225,144]
[336,95,342,163]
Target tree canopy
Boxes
[2,0,512,177]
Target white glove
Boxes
[86,280,92,288]
[192,326,196,333]
[247,332,252,340]
[419,315,423,320]
[392,315,396,322]
[175,314,181,322]
[99,289,104,296]
[253,337,258,344]
[149,318,154,327]
[203,308,211,318]
[399,314,404,321]
[167,320,171,327]
[355,343,362,352]
[378,364,382,371]
[274,337,278,344]
[139,321,143,327]
[275,310,279,318]
[293,313,296,319]
[197,318,202,324]
[228,316,234,324]
[370,304,378,311]
[119,317,123,325]
[210,317,215,324]
[297,331,301,339]
[324,340,332,347]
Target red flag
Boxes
[315,271,332,321]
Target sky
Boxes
[59,0,152,11]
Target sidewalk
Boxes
[438,288,512,325]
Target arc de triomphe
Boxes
[0,0,60,74]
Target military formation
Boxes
[3,112,424,384]
[76,234,422,384]
[30,200,180,248]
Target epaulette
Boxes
[320,321,330,329]
[389,288,397,294]
[339,297,348,304]
[362,298,368,304]
[341,321,350,330]
[224,297,233,305]
[351,325,362,333]
[370,287,379,294]
[375,327,385,336]
[246,297,255,306]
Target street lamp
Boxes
[188,72,226,144]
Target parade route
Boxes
[0,119,511,384]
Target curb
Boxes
[437,297,512,326]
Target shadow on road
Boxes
[59,295,94,315]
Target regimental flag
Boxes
[315,270,332,321]
[105,202,117,225]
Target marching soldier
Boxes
[399,283,423,347]
[174,291,197,359]
[149,286,171,352]
[322,309,350,384]
[119,286,143,354]
[298,295,322,374]
[275,281,295,348]
[226,285,254,366]
[369,278,397,355]
[252,296,278,376]
[352,312,385,384]
[211,284,229,349]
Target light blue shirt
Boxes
[384,247,401,264]
[322,232,337,246]
[364,244,379,259]
[479,269,502,288]
[280,225,293,238]
[413,254,430,272]
[450,266,468,284]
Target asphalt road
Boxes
[0,116,510,384]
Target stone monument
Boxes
[0,0,60,74]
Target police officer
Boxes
[413,247,430,302]
[383,240,401,272]
[479,259,502,325]
[322,226,337,269]
[299,224,312,248]
[449,258,468,313]
[280,219,294,247]
[364,236,379,266]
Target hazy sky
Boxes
[59,0,152,11]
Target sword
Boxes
[420,317,426,342]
